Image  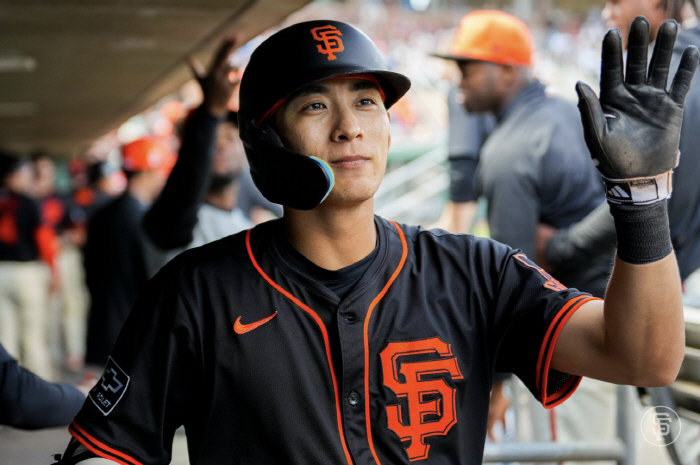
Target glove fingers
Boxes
[670,45,700,106]
[600,28,624,95]
[625,16,650,86]
[576,81,607,156]
[647,20,677,89]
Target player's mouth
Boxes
[330,155,370,169]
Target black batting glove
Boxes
[576,16,699,205]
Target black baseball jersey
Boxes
[69,217,595,464]
[0,189,42,262]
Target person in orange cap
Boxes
[82,136,176,372]
[437,9,612,303]
[436,9,618,448]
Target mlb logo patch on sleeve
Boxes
[89,356,131,416]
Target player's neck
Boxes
[282,202,377,271]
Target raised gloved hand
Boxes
[576,16,699,205]
[187,35,242,118]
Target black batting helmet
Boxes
[238,20,411,210]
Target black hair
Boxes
[0,150,26,183]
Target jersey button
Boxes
[343,314,358,323]
[348,391,360,406]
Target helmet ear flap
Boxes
[242,120,334,211]
[257,123,284,147]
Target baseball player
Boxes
[56,17,697,464]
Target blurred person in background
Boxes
[28,153,63,297]
[30,153,93,373]
[74,161,125,223]
[434,85,494,234]
[602,0,690,46]
[83,138,176,371]
[0,152,56,381]
[436,10,613,298]
[144,37,281,273]
[437,9,617,454]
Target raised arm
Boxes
[551,17,699,386]
[143,37,239,250]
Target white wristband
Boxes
[603,170,674,205]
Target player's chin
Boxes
[325,184,377,206]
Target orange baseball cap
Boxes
[121,137,177,176]
[436,10,534,67]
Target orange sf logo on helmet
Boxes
[311,25,344,60]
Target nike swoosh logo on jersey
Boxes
[234,312,278,335]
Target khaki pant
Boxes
[0,261,53,380]
[57,244,89,362]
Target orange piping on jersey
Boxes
[364,221,408,464]
[69,421,143,465]
[545,375,581,408]
[536,295,599,408]
[245,228,353,465]
[35,224,59,269]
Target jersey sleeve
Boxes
[0,343,85,430]
[490,248,599,409]
[68,266,202,464]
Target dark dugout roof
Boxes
[0,0,311,156]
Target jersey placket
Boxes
[336,221,408,464]
[247,220,407,464]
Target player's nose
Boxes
[331,106,363,142]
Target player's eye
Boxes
[357,97,377,107]
[302,102,326,111]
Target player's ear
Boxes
[387,111,392,150]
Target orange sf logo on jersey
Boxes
[513,253,567,292]
[380,337,463,461]
[311,25,344,60]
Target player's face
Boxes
[4,163,33,194]
[457,61,504,114]
[214,121,246,176]
[273,78,391,206]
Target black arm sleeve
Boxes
[143,106,221,250]
[0,344,85,429]
[448,156,479,202]
[545,202,617,273]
